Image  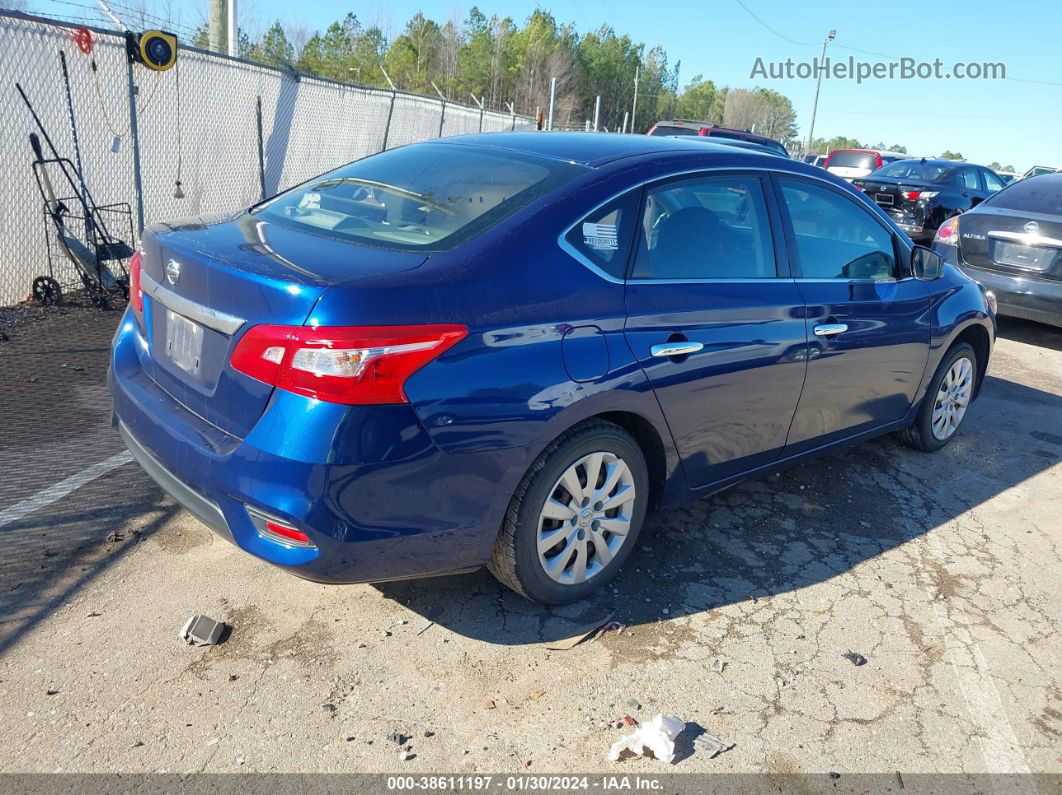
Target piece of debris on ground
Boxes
[180,615,227,646]
[608,713,686,764]
[694,732,735,759]
[843,650,868,666]
[545,614,615,650]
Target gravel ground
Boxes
[0,313,1059,777]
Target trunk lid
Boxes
[958,207,1062,279]
[139,212,427,438]
[854,176,939,232]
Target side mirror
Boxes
[911,245,943,281]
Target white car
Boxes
[824,149,908,182]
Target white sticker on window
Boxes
[299,192,321,209]
[582,222,618,251]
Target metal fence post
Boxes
[382,91,396,151]
[431,82,446,137]
[470,92,484,133]
[125,56,145,236]
[506,102,515,130]
[547,78,556,131]
[255,96,266,200]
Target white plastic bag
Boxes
[607,713,686,764]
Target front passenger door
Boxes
[776,177,931,451]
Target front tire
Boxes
[902,342,977,452]
[488,420,649,604]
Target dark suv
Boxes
[647,120,789,157]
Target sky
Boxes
[28,0,1062,171]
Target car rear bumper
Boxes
[110,311,524,583]
[953,259,1062,328]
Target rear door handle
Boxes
[813,323,848,337]
[651,342,704,358]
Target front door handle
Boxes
[813,323,848,337]
[651,341,704,358]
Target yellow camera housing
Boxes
[138,30,177,71]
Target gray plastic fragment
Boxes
[180,615,226,646]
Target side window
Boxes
[983,170,1004,192]
[631,176,777,279]
[962,168,982,190]
[563,191,639,279]
[779,179,897,281]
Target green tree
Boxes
[939,150,965,160]
[383,13,442,92]
[675,75,724,124]
[253,21,295,67]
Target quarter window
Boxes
[779,179,897,281]
[631,176,777,279]
[962,168,981,190]
[564,192,640,279]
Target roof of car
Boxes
[433,131,755,167]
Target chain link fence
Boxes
[0,11,533,306]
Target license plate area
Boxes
[991,240,1055,272]
[165,309,204,375]
[874,193,894,206]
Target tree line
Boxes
[193,8,799,142]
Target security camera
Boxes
[126,30,177,72]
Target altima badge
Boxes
[165,258,181,286]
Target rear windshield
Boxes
[650,125,702,136]
[983,176,1062,215]
[254,143,585,251]
[828,152,876,169]
[874,161,963,186]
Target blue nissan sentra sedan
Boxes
[110,133,995,604]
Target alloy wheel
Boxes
[931,356,974,441]
[536,451,636,585]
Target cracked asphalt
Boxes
[0,306,1060,775]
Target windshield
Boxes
[255,144,586,251]
[873,161,962,185]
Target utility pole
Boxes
[209,0,227,53]
[630,65,639,134]
[806,29,836,153]
[226,0,237,57]
[546,77,556,131]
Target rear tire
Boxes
[488,420,649,605]
[901,342,977,452]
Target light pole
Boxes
[805,29,835,154]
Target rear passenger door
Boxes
[623,172,808,488]
[774,176,931,451]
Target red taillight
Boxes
[874,154,884,169]
[902,191,921,200]
[129,250,143,312]
[853,182,866,192]
[230,323,468,405]
[934,216,960,246]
